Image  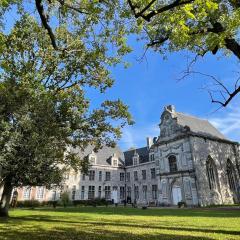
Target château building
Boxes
[14,105,240,206]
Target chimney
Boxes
[165,105,175,113]
[146,137,153,149]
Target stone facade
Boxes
[13,105,240,206]
[155,105,240,206]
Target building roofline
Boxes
[155,131,239,146]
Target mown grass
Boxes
[0,207,240,240]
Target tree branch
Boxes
[57,0,89,14]
[128,0,195,21]
[35,0,58,50]
[225,38,240,60]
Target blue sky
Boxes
[89,38,240,150]
[5,7,240,150]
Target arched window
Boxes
[226,159,237,192]
[169,155,177,172]
[206,157,219,190]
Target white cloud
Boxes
[208,105,240,142]
[118,124,159,150]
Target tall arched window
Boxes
[226,159,237,192]
[206,157,219,190]
[169,155,177,172]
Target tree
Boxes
[127,0,240,107]
[0,3,133,217]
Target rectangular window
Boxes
[120,172,125,181]
[142,170,146,180]
[23,187,31,200]
[81,186,85,200]
[150,154,155,161]
[105,186,111,200]
[134,171,138,181]
[89,170,95,181]
[120,186,125,199]
[134,186,139,200]
[105,172,111,181]
[133,157,138,165]
[113,159,118,166]
[98,186,102,198]
[82,174,85,181]
[151,168,156,179]
[88,186,95,199]
[72,185,76,200]
[127,187,131,199]
[152,185,157,200]
[126,172,130,182]
[99,171,102,181]
[143,185,147,200]
[36,186,44,200]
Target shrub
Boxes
[17,200,40,208]
[73,198,111,207]
[47,200,59,208]
[178,201,187,208]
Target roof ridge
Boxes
[175,111,208,122]
[124,146,148,153]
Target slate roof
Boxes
[70,145,124,166]
[124,147,149,166]
[174,112,226,139]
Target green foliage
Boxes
[0,5,133,184]
[0,1,134,216]
[129,0,240,59]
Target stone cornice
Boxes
[155,132,239,147]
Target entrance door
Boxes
[172,187,182,205]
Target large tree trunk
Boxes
[0,178,13,218]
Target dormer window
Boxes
[111,153,118,166]
[150,154,155,162]
[90,156,96,164]
[113,159,118,166]
[89,152,96,165]
[133,157,138,165]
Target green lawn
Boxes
[0,207,240,240]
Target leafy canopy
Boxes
[127,0,240,106]
[0,1,133,189]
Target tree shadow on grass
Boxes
[3,214,240,238]
[0,224,215,240]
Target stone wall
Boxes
[190,136,240,206]
[125,161,157,204]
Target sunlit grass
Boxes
[0,207,239,240]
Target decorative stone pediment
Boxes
[159,106,184,138]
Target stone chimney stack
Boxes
[165,105,175,113]
[146,137,153,149]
